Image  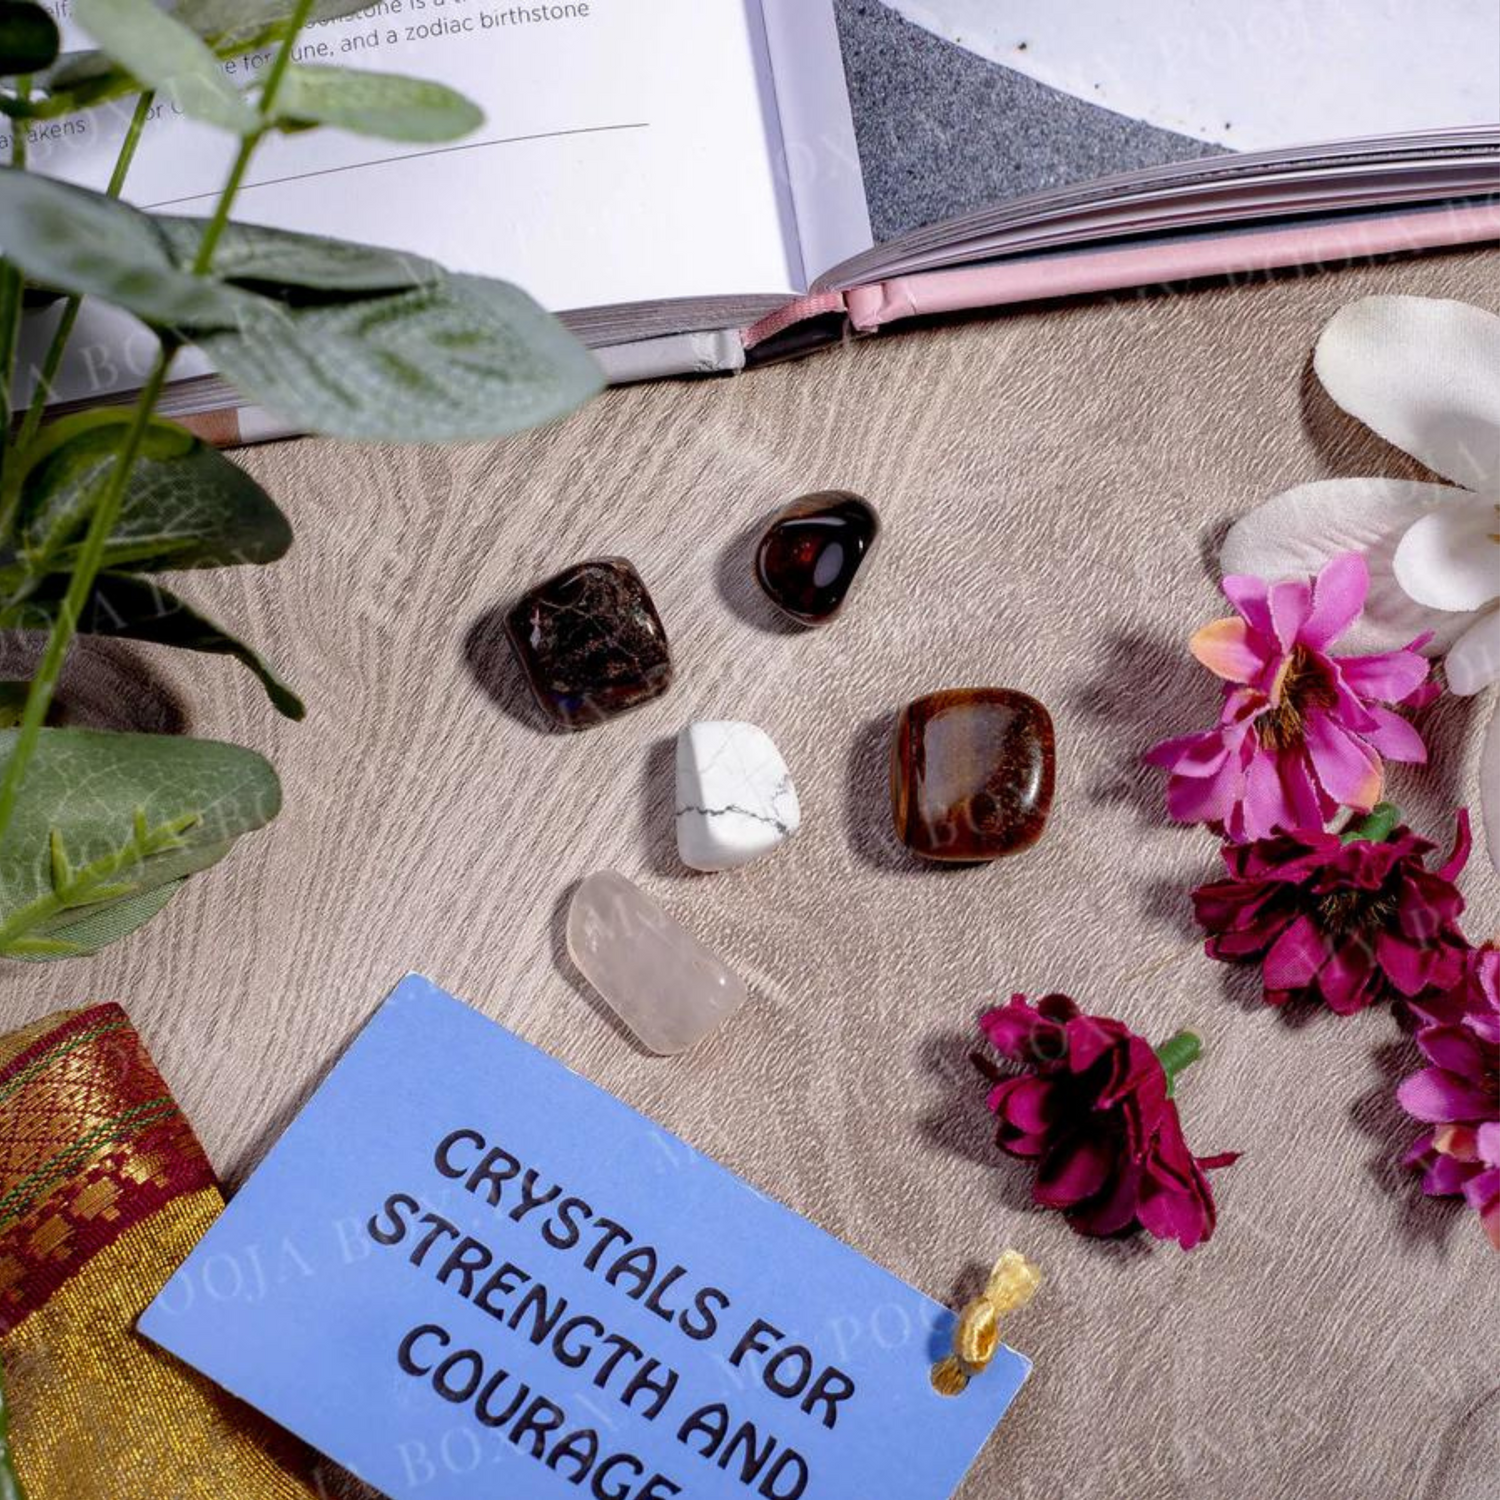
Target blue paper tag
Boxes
[140,976,1029,1500]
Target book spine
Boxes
[178,406,301,448]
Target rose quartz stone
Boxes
[566,871,748,1055]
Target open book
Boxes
[19,0,1500,441]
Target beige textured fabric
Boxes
[3,249,1498,1499]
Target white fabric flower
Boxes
[1220,296,1500,873]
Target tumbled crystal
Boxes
[891,689,1056,862]
[506,558,672,730]
[567,871,748,1054]
[676,720,800,872]
[754,491,880,625]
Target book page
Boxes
[758,0,872,282]
[21,0,802,399]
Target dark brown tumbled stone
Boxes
[755,491,880,625]
[891,689,1055,862]
[506,558,672,730]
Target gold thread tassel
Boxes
[931,1250,1041,1397]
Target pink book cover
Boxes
[743,201,1500,354]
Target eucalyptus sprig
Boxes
[0,0,603,959]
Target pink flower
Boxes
[980,995,1238,1250]
[1399,947,1500,1249]
[1191,808,1473,1015]
[1148,553,1435,842]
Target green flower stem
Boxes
[189,0,318,276]
[6,90,158,481]
[0,3,316,857]
[1155,1030,1203,1096]
[0,1347,24,1500]
[7,82,25,168]
[1340,802,1402,846]
[0,344,175,851]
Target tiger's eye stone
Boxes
[754,491,880,625]
[506,558,672,730]
[891,689,1055,862]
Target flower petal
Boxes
[1239,748,1292,840]
[1303,711,1384,810]
[981,996,1054,1061]
[1280,750,1330,831]
[1415,1023,1489,1078]
[1393,503,1500,612]
[1398,1066,1497,1123]
[1221,479,1472,653]
[1262,914,1327,990]
[1268,578,1312,650]
[1422,1152,1477,1196]
[1190,618,1264,681]
[1313,296,1500,492]
[1302,552,1369,649]
[1317,939,1379,1015]
[1483,703,1500,879]
[1436,807,1472,885]
[1035,1132,1114,1208]
[1222,574,1273,636]
[1357,705,1427,764]
[1459,1167,1500,1249]
[1169,737,1234,779]
[1446,608,1500,696]
[1335,645,1433,704]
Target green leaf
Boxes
[74,0,258,134]
[156,216,442,295]
[0,726,281,961]
[0,167,264,328]
[14,2,379,118]
[197,272,604,443]
[9,878,183,959]
[0,684,27,728]
[10,411,292,578]
[274,64,483,143]
[174,0,382,50]
[9,47,117,117]
[0,1,59,77]
[8,573,306,719]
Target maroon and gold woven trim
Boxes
[0,1003,213,1333]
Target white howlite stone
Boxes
[675,721,800,872]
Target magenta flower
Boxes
[1148,553,1435,842]
[1191,807,1473,1015]
[980,995,1238,1250]
[1399,947,1500,1250]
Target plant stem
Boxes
[0,1,317,856]
[6,91,157,478]
[1155,1030,1203,1096]
[0,809,196,956]
[189,0,316,276]
[0,346,174,846]
[8,84,25,170]
[1340,801,1402,846]
[0,80,32,508]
